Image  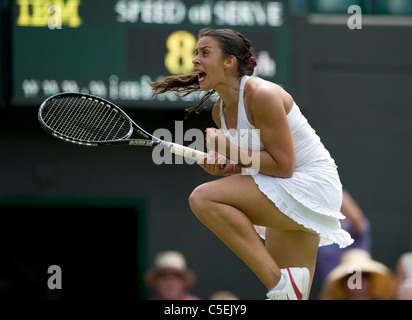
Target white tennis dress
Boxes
[219,76,353,248]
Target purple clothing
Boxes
[315,218,371,283]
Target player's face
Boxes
[193,36,226,91]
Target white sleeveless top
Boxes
[219,76,264,154]
[219,75,353,248]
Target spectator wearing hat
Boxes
[319,248,396,300]
[209,290,239,300]
[144,250,200,300]
[395,227,412,300]
[396,251,412,299]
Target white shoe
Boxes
[266,267,310,300]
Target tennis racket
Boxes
[38,92,225,166]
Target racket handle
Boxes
[166,142,206,161]
[163,142,226,169]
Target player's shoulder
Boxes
[244,77,284,102]
[244,77,287,112]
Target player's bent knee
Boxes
[188,183,212,220]
[188,186,204,214]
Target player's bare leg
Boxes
[189,174,318,293]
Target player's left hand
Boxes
[198,150,234,176]
[205,127,230,154]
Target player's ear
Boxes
[224,55,237,69]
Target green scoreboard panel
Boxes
[12,0,290,108]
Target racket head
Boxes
[38,93,134,146]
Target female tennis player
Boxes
[150,28,353,300]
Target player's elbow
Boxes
[262,160,294,178]
[256,151,295,178]
[281,164,294,178]
[276,158,295,178]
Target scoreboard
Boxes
[11,0,290,108]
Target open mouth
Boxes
[198,71,207,83]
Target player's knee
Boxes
[188,183,211,220]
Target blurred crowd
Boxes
[146,190,412,300]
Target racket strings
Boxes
[58,97,92,139]
[71,99,109,140]
[41,96,131,142]
[43,96,75,130]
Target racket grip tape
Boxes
[164,142,226,169]
[167,142,206,161]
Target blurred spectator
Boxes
[395,228,412,300]
[396,252,412,299]
[315,189,371,285]
[209,290,239,300]
[144,250,200,300]
[319,248,396,300]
